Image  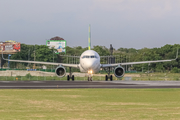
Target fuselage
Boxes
[79,50,101,73]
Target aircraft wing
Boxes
[2,53,79,68]
[101,49,178,68]
[101,59,175,68]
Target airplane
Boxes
[2,25,179,81]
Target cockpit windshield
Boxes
[82,55,98,59]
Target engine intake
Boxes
[114,66,125,78]
[55,66,66,77]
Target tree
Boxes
[50,36,64,40]
[9,44,58,68]
[92,46,110,56]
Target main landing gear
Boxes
[67,67,75,81]
[105,67,113,81]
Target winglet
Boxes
[176,48,179,60]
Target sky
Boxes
[0,0,180,49]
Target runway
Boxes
[1,80,180,89]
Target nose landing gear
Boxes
[88,76,92,81]
[88,70,93,81]
[67,67,75,81]
[88,74,92,81]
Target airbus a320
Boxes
[2,25,178,81]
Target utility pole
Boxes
[52,47,54,69]
[129,55,130,71]
[8,54,11,68]
[148,63,150,77]
[28,49,30,67]
[53,48,54,63]
[126,55,127,71]
[142,52,145,73]
[33,46,36,69]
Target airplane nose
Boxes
[86,60,96,69]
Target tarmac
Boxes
[1,80,180,89]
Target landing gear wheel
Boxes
[67,75,70,81]
[110,75,113,81]
[105,75,108,81]
[88,77,92,81]
[72,75,74,81]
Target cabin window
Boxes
[82,55,98,59]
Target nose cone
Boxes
[86,60,96,70]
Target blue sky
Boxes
[0,0,180,49]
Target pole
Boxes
[67,56,68,63]
[129,55,130,71]
[143,52,145,73]
[34,46,36,69]
[28,49,30,67]
[53,48,54,63]
[0,56,2,69]
[53,48,54,69]
[148,63,150,74]
[126,55,127,71]
[121,55,122,63]
[8,54,11,68]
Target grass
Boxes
[1,89,180,119]
[0,72,180,81]
[132,73,180,81]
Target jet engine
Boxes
[114,66,125,78]
[55,66,66,77]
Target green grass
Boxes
[132,73,180,81]
[1,72,180,81]
[1,89,180,119]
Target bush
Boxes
[171,67,179,73]
[25,73,32,78]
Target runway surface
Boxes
[1,80,180,89]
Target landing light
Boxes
[88,70,93,74]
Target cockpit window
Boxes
[82,55,98,59]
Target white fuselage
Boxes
[79,50,101,73]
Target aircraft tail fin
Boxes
[88,24,91,50]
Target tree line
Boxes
[6,43,180,73]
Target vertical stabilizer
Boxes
[88,24,91,50]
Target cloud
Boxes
[0,0,87,23]
[0,0,180,48]
[90,0,180,20]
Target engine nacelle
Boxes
[114,66,125,78]
[55,66,66,77]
